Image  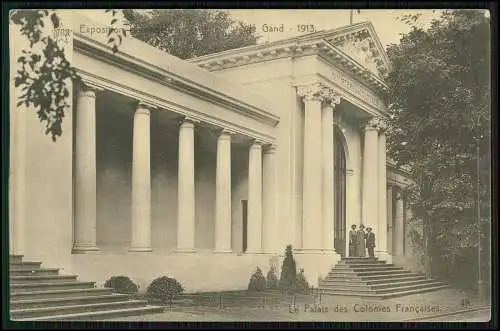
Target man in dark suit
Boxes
[366,227,376,258]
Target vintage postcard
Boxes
[7,8,492,323]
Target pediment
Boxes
[324,22,390,78]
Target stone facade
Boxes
[9,12,420,292]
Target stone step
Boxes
[10,255,24,263]
[369,278,440,289]
[13,305,165,321]
[338,260,386,265]
[320,278,440,291]
[320,284,449,299]
[353,272,421,281]
[334,263,395,269]
[10,262,42,271]
[373,281,447,294]
[324,273,426,284]
[11,287,114,300]
[363,275,429,284]
[11,281,95,293]
[11,293,132,310]
[321,281,445,295]
[11,300,147,319]
[10,268,60,277]
[354,269,414,276]
[10,275,78,284]
[335,266,403,272]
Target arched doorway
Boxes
[333,127,347,256]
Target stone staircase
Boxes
[319,257,449,299]
[9,255,164,321]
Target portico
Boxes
[10,13,421,293]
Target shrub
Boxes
[248,267,267,291]
[295,268,310,294]
[266,265,279,290]
[279,245,297,292]
[104,276,138,294]
[146,276,184,308]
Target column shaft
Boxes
[387,185,394,254]
[247,142,263,253]
[262,145,277,253]
[322,105,335,251]
[11,93,26,255]
[130,104,152,252]
[214,131,232,253]
[394,191,405,256]
[377,131,388,253]
[362,125,378,235]
[302,99,323,250]
[176,119,196,252]
[73,84,98,253]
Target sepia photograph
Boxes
[6,6,493,324]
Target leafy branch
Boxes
[11,9,125,141]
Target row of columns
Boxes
[297,83,342,252]
[296,82,391,256]
[72,82,278,254]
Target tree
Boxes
[385,10,490,296]
[10,9,124,141]
[122,9,259,59]
[279,245,297,293]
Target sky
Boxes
[229,9,443,47]
[75,9,445,48]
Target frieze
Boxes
[330,67,385,109]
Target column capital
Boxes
[297,83,342,107]
[217,128,236,138]
[264,144,278,154]
[178,116,200,128]
[77,80,103,98]
[361,116,386,132]
[249,139,264,148]
[136,100,158,112]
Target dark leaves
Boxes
[123,9,259,60]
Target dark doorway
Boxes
[334,128,347,256]
[242,200,248,253]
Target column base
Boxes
[375,250,392,264]
[294,248,325,254]
[129,246,153,252]
[175,248,197,253]
[72,244,100,254]
[245,249,265,254]
[213,249,233,254]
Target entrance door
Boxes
[333,128,347,256]
[242,200,248,253]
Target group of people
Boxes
[348,224,376,258]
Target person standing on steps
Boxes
[356,224,367,257]
[348,224,357,257]
[366,227,376,258]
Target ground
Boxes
[105,288,491,322]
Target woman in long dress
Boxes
[348,224,357,257]
[356,224,367,257]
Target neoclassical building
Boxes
[9,12,420,292]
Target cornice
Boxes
[189,22,389,95]
[74,69,276,144]
[73,33,280,128]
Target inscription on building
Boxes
[331,68,385,109]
